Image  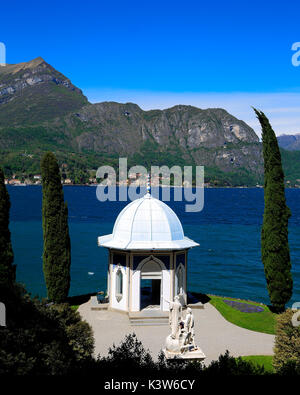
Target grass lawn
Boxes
[208,295,276,334]
[240,355,274,373]
[71,305,79,311]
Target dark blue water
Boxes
[8,186,300,306]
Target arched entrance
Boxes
[140,260,162,309]
[131,255,170,312]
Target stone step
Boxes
[130,321,168,326]
[90,296,109,311]
[129,310,169,326]
[130,317,169,326]
[188,302,204,309]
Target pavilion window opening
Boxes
[176,264,184,295]
[116,268,123,302]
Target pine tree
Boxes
[41,152,71,303]
[254,109,293,312]
[0,167,15,288]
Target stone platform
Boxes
[79,301,275,365]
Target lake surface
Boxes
[8,186,300,306]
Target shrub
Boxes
[97,336,266,377]
[273,309,300,372]
[45,303,94,362]
[0,284,94,375]
[204,351,266,376]
[99,333,156,373]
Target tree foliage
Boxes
[0,167,15,289]
[255,109,293,312]
[0,284,94,375]
[41,152,71,302]
[273,309,300,372]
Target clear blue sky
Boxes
[1,0,300,134]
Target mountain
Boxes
[0,57,88,126]
[1,56,297,186]
[277,134,300,151]
[62,102,261,176]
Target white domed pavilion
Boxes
[98,191,199,313]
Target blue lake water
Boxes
[8,186,300,306]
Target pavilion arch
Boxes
[131,255,170,312]
[137,255,167,274]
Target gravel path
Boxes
[78,302,275,365]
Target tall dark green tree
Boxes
[41,152,71,303]
[254,109,293,312]
[0,167,15,289]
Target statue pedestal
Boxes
[163,347,206,361]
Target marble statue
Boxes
[164,297,206,361]
[169,295,182,339]
[182,307,196,349]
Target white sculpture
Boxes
[164,297,205,360]
[169,295,182,339]
[182,307,196,349]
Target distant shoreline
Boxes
[6,184,300,189]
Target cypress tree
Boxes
[254,109,293,312]
[0,167,15,288]
[41,152,71,303]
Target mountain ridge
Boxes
[277,134,300,151]
[0,57,88,125]
[0,57,297,186]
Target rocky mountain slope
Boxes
[0,57,88,125]
[64,102,263,176]
[0,57,267,184]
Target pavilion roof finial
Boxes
[146,173,151,195]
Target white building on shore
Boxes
[98,189,199,314]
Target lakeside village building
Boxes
[97,185,199,318]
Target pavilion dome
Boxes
[98,192,199,250]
